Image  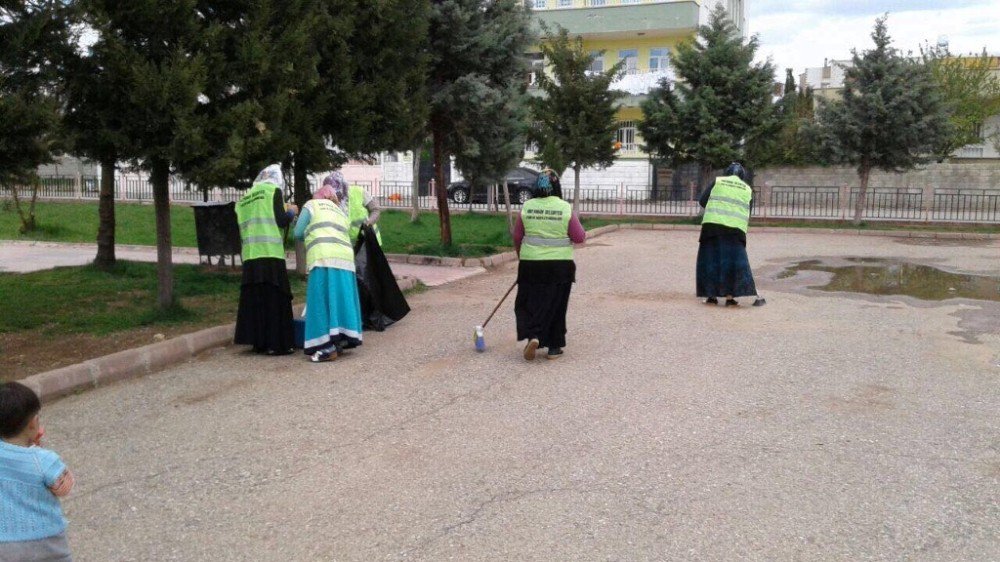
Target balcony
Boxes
[531,0,700,37]
[610,68,674,95]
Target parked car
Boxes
[447,167,539,205]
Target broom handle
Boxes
[482,280,518,329]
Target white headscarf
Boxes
[254,164,285,189]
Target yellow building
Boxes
[528,0,747,183]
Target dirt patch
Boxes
[172,378,251,406]
[822,384,896,414]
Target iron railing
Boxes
[11,177,1000,224]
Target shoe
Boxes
[705,297,718,305]
[725,298,739,307]
[547,348,564,360]
[266,348,293,356]
[310,349,338,362]
[752,297,767,307]
[523,338,539,361]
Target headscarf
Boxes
[534,173,552,194]
[319,171,349,207]
[254,163,285,189]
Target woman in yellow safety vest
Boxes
[325,175,383,246]
[234,164,299,354]
[696,162,763,307]
[293,172,364,362]
[513,174,587,361]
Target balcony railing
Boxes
[530,0,686,10]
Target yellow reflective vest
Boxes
[348,185,382,245]
[236,182,285,261]
[520,196,573,261]
[702,176,752,233]
[303,199,355,272]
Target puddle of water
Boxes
[781,258,1000,302]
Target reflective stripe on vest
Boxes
[303,199,355,272]
[235,182,285,261]
[702,176,752,233]
[520,196,573,261]
[348,185,382,245]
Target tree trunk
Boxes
[502,179,513,233]
[94,159,117,269]
[698,162,713,193]
[852,161,870,226]
[432,125,453,246]
[293,155,308,275]
[410,144,421,222]
[150,159,173,310]
[292,155,309,208]
[572,164,581,208]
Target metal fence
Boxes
[8,176,1000,224]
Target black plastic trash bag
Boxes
[355,225,410,331]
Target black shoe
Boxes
[547,348,564,360]
[753,297,767,307]
[266,348,294,356]
[705,297,718,305]
[725,298,739,307]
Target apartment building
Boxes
[528,0,747,186]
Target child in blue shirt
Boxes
[1,382,75,562]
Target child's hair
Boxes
[0,382,41,438]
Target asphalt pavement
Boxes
[39,230,1000,561]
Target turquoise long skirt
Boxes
[303,267,363,354]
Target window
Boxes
[588,51,604,74]
[532,0,547,8]
[589,0,606,6]
[649,48,670,72]
[558,0,571,6]
[621,0,640,4]
[971,123,984,142]
[615,121,637,152]
[618,49,639,75]
[527,52,545,85]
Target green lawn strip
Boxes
[0,261,305,337]
[2,202,996,258]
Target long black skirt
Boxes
[515,260,575,349]
[235,258,295,353]
[696,235,758,298]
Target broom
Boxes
[474,280,518,352]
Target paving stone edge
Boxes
[23,275,419,403]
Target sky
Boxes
[748,0,1000,80]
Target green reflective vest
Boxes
[702,176,752,233]
[236,182,285,261]
[520,196,573,261]
[348,185,382,245]
[303,199,355,272]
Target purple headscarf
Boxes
[321,172,349,207]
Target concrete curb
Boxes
[23,277,422,403]
[22,323,236,403]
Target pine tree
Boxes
[0,1,74,232]
[815,17,952,225]
[81,0,208,309]
[531,25,625,206]
[427,0,533,246]
[639,5,776,188]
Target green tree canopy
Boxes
[814,16,953,225]
[921,44,1000,158]
[639,5,776,188]
[531,25,624,206]
[427,0,533,245]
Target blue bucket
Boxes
[293,318,305,349]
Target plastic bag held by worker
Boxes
[354,225,410,331]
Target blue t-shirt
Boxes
[0,440,68,542]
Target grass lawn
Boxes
[0,261,306,381]
[2,202,996,258]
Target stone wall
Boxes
[756,162,1000,191]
